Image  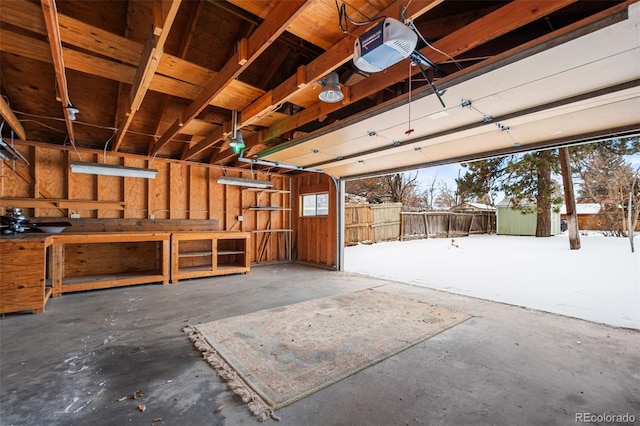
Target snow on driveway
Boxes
[345,233,640,329]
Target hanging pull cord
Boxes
[405,60,415,136]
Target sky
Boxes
[345,232,640,329]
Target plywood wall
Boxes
[0,142,293,264]
[291,172,337,269]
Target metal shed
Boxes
[496,198,561,236]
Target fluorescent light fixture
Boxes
[217,176,273,189]
[70,161,158,179]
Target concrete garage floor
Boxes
[1,264,638,426]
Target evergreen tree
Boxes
[457,150,561,237]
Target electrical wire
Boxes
[406,19,464,71]
[335,0,385,33]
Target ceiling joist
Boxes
[113,0,182,152]
[40,0,76,145]
[0,97,26,140]
[149,0,312,157]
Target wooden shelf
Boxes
[242,188,290,194]
[248,206,291,211]
[60,272,166,293]
[179,251,213,258]
[171,232,250,283]
[50,232,171,296]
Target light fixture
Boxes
[66,104,79,121]
[229,129,245,154]
[217,176,273,189]
[318,71,344,103]
[70,161,158,179]
[229,110,245,154]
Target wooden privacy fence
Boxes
[345,204,496,245]
[400,211,496,240]
[345,203,402,245]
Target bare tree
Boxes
[434,182,458,209]
[345,172,420,205]
[574,149,640,236]
[384,172,419,204]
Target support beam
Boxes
[240,0,444,129]
[113,0,181,152]
[149,0,311,157]
[259,0,577,147]
[559,147,581,250]
[0,97,26,140]
[40,0,76,145]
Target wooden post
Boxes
[559,147,580,250]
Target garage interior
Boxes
[1,0,639,424]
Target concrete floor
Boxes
[1,263,638,426]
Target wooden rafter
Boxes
[113,0,182,152]
[149,0,312,157]
[219,0,577,165]
[40,0,76,145]
[188,0,444,163]
[0,96,26,140]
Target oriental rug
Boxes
[184,289,470,421]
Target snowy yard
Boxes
[345,233,640,329]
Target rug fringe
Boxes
[183,325,280,422]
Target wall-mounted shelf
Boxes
[248,206,291,211]
[242,188,290,194]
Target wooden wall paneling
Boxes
[1,144,32,198]
[68,153,97,218]
[292,172,336,268]
[188,164,208,219]
[149,161,169,219]
[224,178,241,231]
[38,148,66,217]
[123,157,148,218]
[96,154,124,219]
[169,162,188,219]
[210,168,225,226]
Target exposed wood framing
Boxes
[251,0,577,155]
[149,0,312,157]
[113,0,182,152]
[40,0,76,145]
[0,97,26,140]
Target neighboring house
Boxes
[560,203,601,230]
[560,203,640,231]
[496,198,561,236]
[450,202,496,213]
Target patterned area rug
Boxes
[184,289,470,421]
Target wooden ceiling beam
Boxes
[256,0,577,148]
[183,125,228,160]
[40,0,76,145]
[0,97,26,140]
[113,0,182,152]
[0,30,263,112]
[240,0,444,129]
[151,0,203,153]
[149,0,312,157]
[0,0,234,95]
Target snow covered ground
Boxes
[345,232,640,329]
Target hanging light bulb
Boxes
[229,110,245,154]
[66,104,79,121]
[229,129,245,154]
[318,71,344,103]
